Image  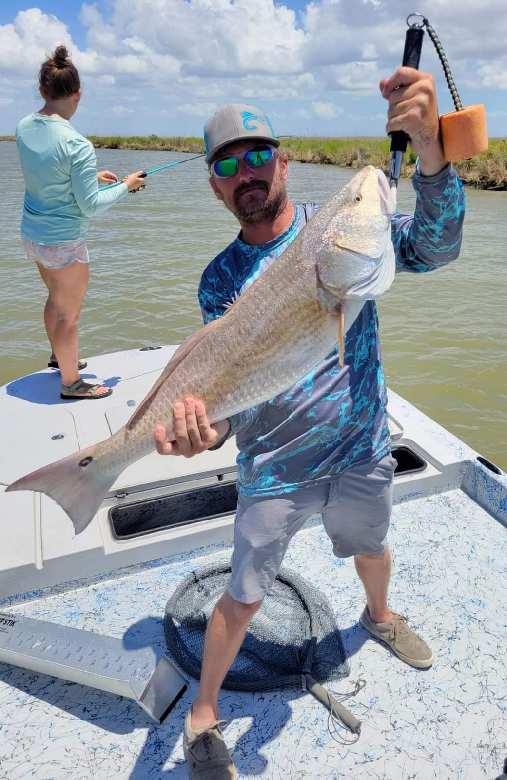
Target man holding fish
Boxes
[6,66,466,779]
[155,68,465,777]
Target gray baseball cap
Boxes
[204,103,279,164]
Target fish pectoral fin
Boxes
[338,303,345,369]
[126,318,221,431]
[315,267,347,368]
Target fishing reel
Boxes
[389,12,488,186]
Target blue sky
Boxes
[1,0,505,137]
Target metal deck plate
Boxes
[0,611,186,723]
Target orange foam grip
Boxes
[439,104,488,162]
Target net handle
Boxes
[304,674,361,735]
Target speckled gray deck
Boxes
[0,487,505,779]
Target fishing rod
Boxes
[388,14,424,189]
[140,153,205,177]
[101,136,297,193]
[100,152,206,192]
[388,12,488,190]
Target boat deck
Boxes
[0,347,506,778]
[0,484,505,779]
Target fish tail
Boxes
[6,442,124,535]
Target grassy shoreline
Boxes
[2,134,506,190]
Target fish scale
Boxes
[6,165,396,534]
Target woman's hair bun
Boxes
[39,45,80,98]
[53,45,69,68]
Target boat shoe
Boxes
[360,606,433,669]
[183,710,237,779]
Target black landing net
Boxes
[164,560,364,738]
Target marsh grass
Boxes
[88,134,203,153]
[3,134,506,188]
[89,135,507,189]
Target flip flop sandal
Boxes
[60,379,112,400]
[48,354,88,370]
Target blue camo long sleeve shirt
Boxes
[198,164,465,497]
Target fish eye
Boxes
[355,194,362,202]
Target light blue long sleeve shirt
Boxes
[16,113,128,244]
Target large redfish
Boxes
[7,166,395,534]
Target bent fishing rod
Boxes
[100,133,295,193]
[99,152,206,192]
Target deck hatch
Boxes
[391,445,427,476]
[109,479,238,539]
[111,448,427,539]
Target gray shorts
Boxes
[228,454,396,604]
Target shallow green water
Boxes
[1,142,505,469]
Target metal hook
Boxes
[406,12,426,28]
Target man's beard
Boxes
[233,179,288,225]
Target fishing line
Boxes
[141,153,205,177]
[99,136,296,193]
[99,152,205,192]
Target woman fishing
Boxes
[16,45,146,400]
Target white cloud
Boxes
[300,0,507,93]
[2,1,506,95]
[477,59,507,90]
[110,0,305,77]
[0,1,506,136]
[323,61,384,94]
[79,5,118,52]
[111,105,133,114]
[0,8,73,71]
[97,74,116,85]
[312,101,341,119]
[177,103,218,117]
[361,43,378,60]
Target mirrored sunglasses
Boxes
[211,146,277,178]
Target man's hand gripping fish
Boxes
[7,166,396,534]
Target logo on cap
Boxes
[241,110,274,135]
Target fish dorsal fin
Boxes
[126,318,222,431]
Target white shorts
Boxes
[23,238,89,270]
[228,454,396,604]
